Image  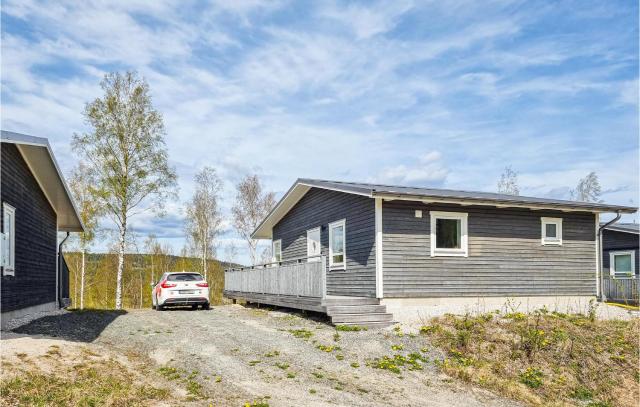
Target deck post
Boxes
[321,255,327,299]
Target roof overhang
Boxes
[372,192,638,214]
[251,178,637,240]
[2,131,84,232]
[602,225,640,235]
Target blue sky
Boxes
[1,0,638,264]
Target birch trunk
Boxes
[115,226,126,310]
[80,249,86,310]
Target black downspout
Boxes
[597,211,622,302]
[58,232,70,308]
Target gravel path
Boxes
[8,305,521,406]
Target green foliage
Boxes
[316,344,340,352]
[66,252,227,309]
[335,325,367,331]
[288,329,313,339]
[367,353,426,374]
[519,367,544,388]
[275,362,289,370]
[571,386,593,400]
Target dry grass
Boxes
[420,307,639,407]
[0,358,170,406]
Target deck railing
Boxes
[224,255,326,298]
[603,276,639,305]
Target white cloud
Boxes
[374,151,449,186]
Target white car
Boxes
[152,272,210,310]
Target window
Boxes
[541,217,562,245]
[272,240,282,263]
[610,251,635,278]
[167,273,204,281]
[430,211,468,257]
[329,219,346,269]
[307,227,321,262]
[2,203,15,276]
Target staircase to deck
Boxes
[323,297,395,328]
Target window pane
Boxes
[436,218,461,249]
[332,225,344,254]
[333,254,344,264]
[614,254,632,273]
[545,223,557,238]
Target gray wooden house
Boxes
[224,179,637,325]
[601,223,639,305]
[1,131,84,328]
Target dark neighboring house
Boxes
[224,179,637,325]
[1,130,84,328]
[601,222,639,304]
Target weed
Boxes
[244,398,270,407]
[350,362,360,368]
[333,332,341,342]
[312,372,324,379]
[335,354,344,361]
[309,388,317,394]
[249,360,261,366]
[288,329,313,339]
[286,372,296,378]
[335,325,367,332]
[519,367,544,389]
[317,344,340,352]
[215,376,222,383]
[264,350,280,357]
[571,386,593,400]
[158,366,182,381]
[391,344,404,351]
[275,362,289,370]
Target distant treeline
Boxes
[64,252,238,309]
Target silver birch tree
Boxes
[497,166,520,196]
[68,162,101,310]
[184,167,223,280]
[231,174,276,265]
[72,71,177,310]
[571,172,603,202]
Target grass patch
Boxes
[335,325,368,332]
[288,328,313,339]
[366,353,427,374]
[421,306,639,406]
[275,362,289,370]
[1,358,169,406]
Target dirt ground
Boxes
[1,304,521,406]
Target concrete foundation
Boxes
[381,296,597,323]
[1,301,58,330]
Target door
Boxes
[307,227,321,262]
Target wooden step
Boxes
[331,313,394,323]
[326,305,387,315]
[322,297,379,306]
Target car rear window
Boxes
[167,273,203,281]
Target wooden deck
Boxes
[224,257,394,327]
[224,291,326,313]
[603,277,639,305]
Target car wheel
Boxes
[191,304,199,310]
[203,302,210,310]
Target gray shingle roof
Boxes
[298,178,638,213]
[601,222,640,234]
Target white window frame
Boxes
[328,219,346,270]
[609,250,635,278]
[430,211,468,257]
[272,239,282,263]
[541,217,563,246]
[2,203,16,276]
[306,227,321,262]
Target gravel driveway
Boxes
[9,305,520,406]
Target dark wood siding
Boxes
[382,200,596,297]
[1,143,58,312]
[272,188,376,297]
[602,229,639,276]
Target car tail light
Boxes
[160,280,176,288]
[196,282,209,287]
